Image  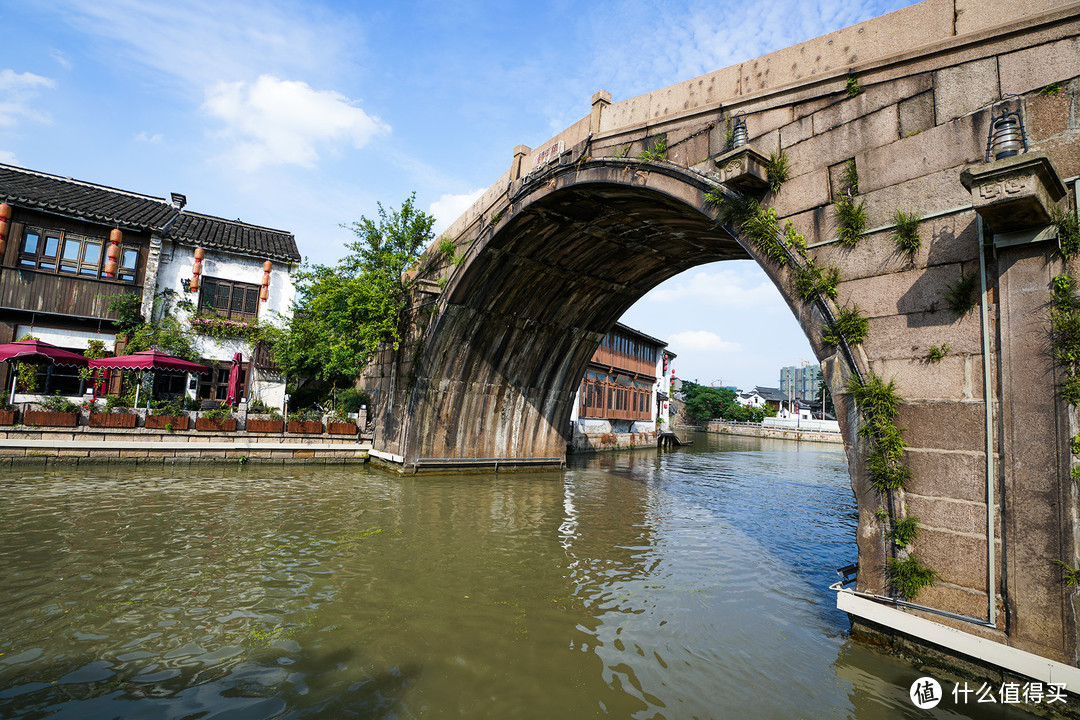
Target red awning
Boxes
[0,340,89,367]
[88,350,210,374]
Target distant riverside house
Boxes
[0,164,300,408]
[570,323,675,440]
[742,386,786,413]
[736,389,768,408]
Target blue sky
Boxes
[0,0,916,390]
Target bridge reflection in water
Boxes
[0,436,1033,718]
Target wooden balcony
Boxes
[591,344,656,379]
[0,268,141,320]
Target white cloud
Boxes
[429,189,485,235]
[134,131,163,143]
[50,49,72,70]
[666,330,742,354]
[202,75,389,171]
[645,265,786,310]
[0,69,55,128]
[45,0,360,92]
[0,150,18,165]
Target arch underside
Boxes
[405,169,813,464]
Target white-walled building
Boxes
[0,164,300,407]
[153,211,298,409]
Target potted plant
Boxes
[196,404,237,432]
[287,408,323,434]
[88,395,138,428]
[25,394,80,427]
[145,400,189,431]
[247,402,284,433]
[0,399,15,425]
[327,408,357,435]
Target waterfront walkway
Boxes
[0,426,372,466]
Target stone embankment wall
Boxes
[568,430,658,453]
[706,421,842,445]
[0,425,369,467]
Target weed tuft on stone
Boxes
[824,305,869,347]
[944,272,979,316]
[887,555,937,599]
[893,209,922,258]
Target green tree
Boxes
[108,291,199,361]
[681,382,734,422]
[817,370,835,417]
[275,194,436,384]
[680,380,774,423]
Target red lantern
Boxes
[0,202,10,256]
[191,247,204,291]
[103,228,121,277]
[260,260,271,302]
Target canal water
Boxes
[0,434,1038,719]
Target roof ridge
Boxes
[0,162,173,207]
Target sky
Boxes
[0,0,917,390]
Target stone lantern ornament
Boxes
[960,100,1066,246]
[712,115,771,193]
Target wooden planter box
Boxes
[89,413,138,428]
[24,410,78,427]
[196,417,237,432]
[145,415,189,430]
[287,420,323,434]
[327,421,357,435]
[247,418,285,433]
[0,409,15,425]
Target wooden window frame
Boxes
[199,276,261,320]
[18,226,139,284]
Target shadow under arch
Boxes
[365,159,858,471]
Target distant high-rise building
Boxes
[779,364,821,403]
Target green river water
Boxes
[0,434,1040,718]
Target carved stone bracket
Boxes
[960,152,1067,237]
[712,145,770,193]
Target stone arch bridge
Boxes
[361,0,1080,680]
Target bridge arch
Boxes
[381,159,853,469]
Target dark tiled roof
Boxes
[612,322,668,349]
[0,165,176,230]
[169,213,300,263]
[753,386,789,402]
[0,163,300,263]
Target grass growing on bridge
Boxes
[1049,274,1080,405]
[833,160,866,247]
[1052,206,1080,258]
[637,136,668,163]
[887,516,919,548]
[887,556,936,600]
[892,209,922,258]
[944,272,980,316]
[823,305,869,347]
[765,152,790,194]
[848,372,910,492]
[708,192,789,266]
